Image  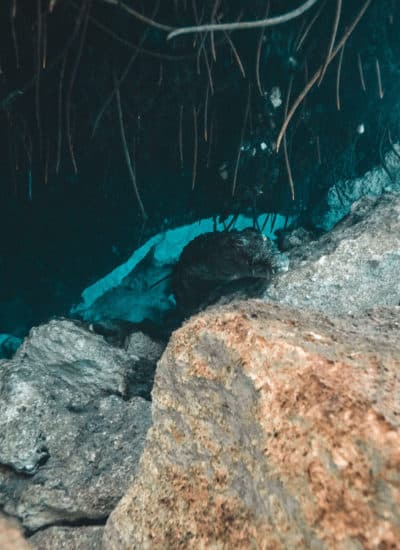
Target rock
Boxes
[0,334,22,359]
[125,330,165,364]
[0,515,31,549]
[103,300,400,549]
[30,525,103,549]
[0,319,153,532]
[89,318,167,348]
[172,228,281,313]
[71,214,286,329]
[124,331,165,399]
[311,146,400,231]
[275,226,318,252]
[87,321,166,399]
[266,194,400,315]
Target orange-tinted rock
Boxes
[103,301,400,549]
[0,515,31,550]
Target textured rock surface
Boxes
[0,319,153,532]
[30,525,103,549]
[104,300,400,549]
[172,229,281,313]
[0,515,31,549]
[311,147,400,231]
[0,334,22,359]
[124,330,166,399]
[266,194,400,315]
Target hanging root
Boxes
[336,43,345,111]
[316,134,321,164]
[260,213,270,233]
[35,0,43,156]
[192,105,198,190]
[357,51,366,91]
[318,0,342,85]
[296,0,326,51]
[256,2,270,96]
[167,0,321,40]
[10,1,20,69]
[276,0,373,152]
[232,85,251,196]
[283,77,295,201]
[206,114,214,168]
[270,212,278,233]
[66,0,91,173]
[115,75,147,221]
[56,54,67,174]
[203,45,215,93]
[91,1,161,137]
[204,83,210,141]
[375,57,384,99]
[210,0,221,60]
[42,9,47,68]
[179,104,184,171]
[223,30,246,78]
[91,33,146,137]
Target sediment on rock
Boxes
[103,300,400,549]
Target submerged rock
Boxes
[103,300,400,549]
[30,525,103,550]
[266,193,400,315]
[275,226,318,252]
[311,146,400,231]
[172,228,283,313]
[0,334,22,359]
[0,319,154,533]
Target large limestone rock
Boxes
[266,193,400,316]
[0,319,156,534]
[104,300,400,549]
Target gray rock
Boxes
[311,145,400,231]
[275,226,317,252]
[0,334,22,359]
[172,228,282,314]
[30,525,103,549]
[125,331,164,364]
[0,319,152,533]
[265,194,400,316]
[124,331,165,400]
